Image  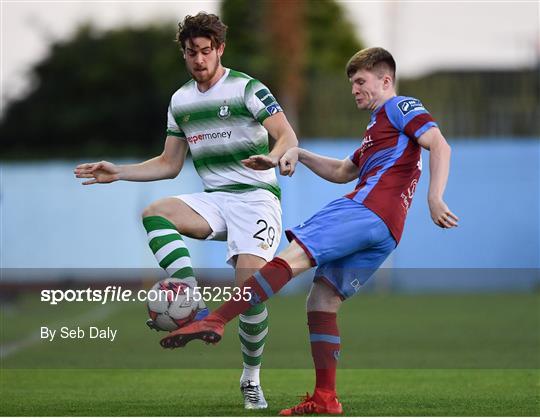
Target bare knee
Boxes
[141,199,187,231]
[141,198,212,239]
[142,199,172,220]
[278,240,314,273]
[306,281,342,313]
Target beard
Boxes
[190,59,220,83]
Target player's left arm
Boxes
[417,127,459,229]
[241,112,298,172]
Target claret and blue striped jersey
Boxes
[346,96,438,243]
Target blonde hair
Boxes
[346,47,396,81]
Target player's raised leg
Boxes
[143,198,213,329]
[160,240,311,348]
[143,197,212,277]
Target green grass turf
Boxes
[1,293,539,415]
[1,369,538,416]
[2,293,538,368]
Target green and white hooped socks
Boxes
[142,216,196,285]
[239,303,268,385]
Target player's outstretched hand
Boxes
[241,154,278,170]
[429,198,459,228]
[279,147,299,177]
[74,160,120,185]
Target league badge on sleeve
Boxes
[397,98,425,115]
[266,103,282,115]
[255,88,282,115]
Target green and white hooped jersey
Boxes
[167,68,283,199]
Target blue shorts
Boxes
[285,197,396,299]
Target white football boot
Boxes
[240,380,268,409]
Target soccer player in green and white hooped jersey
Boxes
[74,12,298,410]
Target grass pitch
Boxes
[1,369,538,416]
[1,292,539,415]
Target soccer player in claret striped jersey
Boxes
[74,12,298,410]
[161,47,459,415]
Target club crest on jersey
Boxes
[397,98,425,115]
[183,114,190,123]
[218,105,231,120]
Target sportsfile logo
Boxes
[187,130,232,144]
[40,285,252,305]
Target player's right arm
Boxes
[74,136,188,185]
[280,147,359,184]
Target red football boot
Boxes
[160,315,225,349]
[279,390,343,416]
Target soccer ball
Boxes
[146,278,204,331]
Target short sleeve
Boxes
[349,149,361,166]
[386,97,438,141]
[166,103,186,140]
[244,79,283,124]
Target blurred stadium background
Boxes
[1,0,538,280]
[1,1,539,415]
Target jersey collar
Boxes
[195,67,230,95]
[372,95,397,116]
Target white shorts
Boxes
[174,189,282,265]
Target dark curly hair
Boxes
[176,12,228,51]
